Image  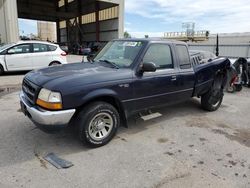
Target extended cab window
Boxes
[8,44,31,54]
[143,44,173,69]
[176,45,191,69]
[33,44,48,52]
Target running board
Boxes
[140,112,162,121]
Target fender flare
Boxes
[79,89,128,127]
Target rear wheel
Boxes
[201,74,225,111]
[49,61,61,66]
[77,102,120,147]
[201,91,223,111]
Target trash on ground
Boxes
[44,153,73,169]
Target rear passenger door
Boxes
[133,43,180,110]
[175,45,195,99]
[32,43,52,69]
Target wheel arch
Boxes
[49,61,61,66]
[0,63,5,74]
[76,90,128,128]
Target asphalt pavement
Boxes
[0,62,250,188]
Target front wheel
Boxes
[0,65,4,76]
[77,102,120,147]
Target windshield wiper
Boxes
[99,59,119,69]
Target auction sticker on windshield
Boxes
[123,42,142,47]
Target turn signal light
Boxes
[36,99,62,110]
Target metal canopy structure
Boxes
[17,0,120,22]
[17,0,76,21]
[0,0,124,45]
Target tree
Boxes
[124,31,131,38]
[145,35,149,38]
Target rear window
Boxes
[33,43,48,52]
[48,45,57,51]
[176,45,191,69]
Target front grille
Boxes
[22,79,39,104]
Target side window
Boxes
[176,45,191,69]
[33,44,48,52]
[48,45,57,51]
[143,44,173,69]
[8,44,31,54]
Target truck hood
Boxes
[25,62,133,90]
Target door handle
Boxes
[171,75,177,81]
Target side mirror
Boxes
[142,62,156,72]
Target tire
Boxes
[49,61,61,66]
[0,65,4,76]
[77,102,120,147]
[201,90,223,111]
[201,74,224,111]
[235,85,243,92]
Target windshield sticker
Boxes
[123,42,138,47]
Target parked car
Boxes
[71,43,82,55]
[0,41,67,75]
[57,42,69,54]
[82,42,103,57]
[20,39,230,147]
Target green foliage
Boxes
[124,31,131,38]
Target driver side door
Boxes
[5,44,33,71]
[132,43,180,111]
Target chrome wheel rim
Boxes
[88,112,113,141]
[212,100,221,107]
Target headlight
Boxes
[36,88,62,110]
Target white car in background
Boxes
[0,41,67,75]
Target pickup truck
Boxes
[20,39,230,147]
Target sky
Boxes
[18,0,250,38]
[19,19,38,36]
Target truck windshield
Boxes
[94,41,145,68]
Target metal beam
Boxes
[95,1,100,41]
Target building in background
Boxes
[197,32,250,45]
[188,33,250,58]
[0,0,19,44]
[0,0,124,47]
[37,21,57,42]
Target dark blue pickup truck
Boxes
[20,39,230,147]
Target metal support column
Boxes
[95,1,100,42]
[78,0,82,44]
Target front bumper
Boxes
[19,91,76,130]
